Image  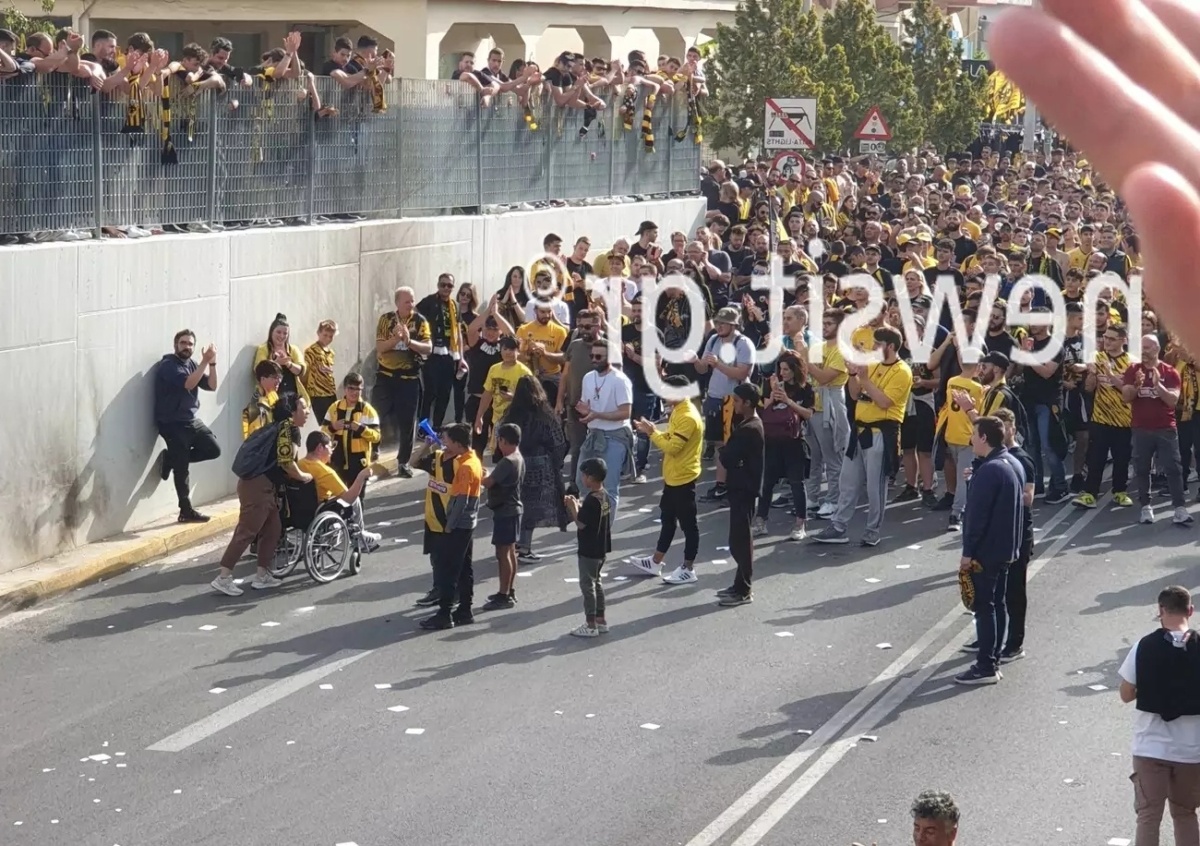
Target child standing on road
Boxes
[481,423,525,611]
[564,457,612,638]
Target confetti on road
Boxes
[775,632,795,638]
[878,819,887,823]
[640,723,661,730]
[93,799,101,804]
[1112,752,1122,757]
[405,728,425,735]
[795,729,813,735]
[165,625,173,629]
[336,842,361,846]
[906,544,921,550]
[116,764,126,768]
[261,622,281,628]
[896,564,911,569]
[107,625,114,629]
[198,625,217,631]
[209,688,226,695]
[13,821,22,826]
[115,752,125,757]
[394,538,408,543]
[102,742,108,747]
[717,546,730,551]
[653,519,661,523]
[564,577,579,583]
[295,606,316,613]
[585,714,596,719]
[319,684,333,690]
[516,572,532,577]
[1059,720,1068,725]
[713,559,728,565]
[387,705,410,713]
[638,507,653,513]
[88,754,111,762]
[50,819,58,824]
[864,577,881,584]
[1088,684,1109,691]
[1108,839,1131,846]
[554,710,563,715]
[42,768,54,773]
[286,740,296,745]
[861,735,879,743]
[377,521,392,527]
[614,575,629,581]
[374,683,392,690]
[876,643,892,650]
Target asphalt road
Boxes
[1,464,1195,846]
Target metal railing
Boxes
[0,76,702,235]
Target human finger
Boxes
[1122,163,1200,353]
[989,8,1200,190]
[1144,0,1200,56]
[1042,0,1200,126]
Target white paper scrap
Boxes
[116,764,126,768]
[50,819,58,824]
[717,546,730,551]
[861,735,878,742]
[387,705,410,713]
[516,572,532,577]
[1088,684,1108,691]
[564,577,579,583]
[652,519,661,523]
[42,768,54,773]
[88,754,111,762]
[907,544,922,550]
[319,684,333,690]
[394,538,408,543]
[1108,839,1131,846]
[1063,778,1074,784]
[336,842,361,846]
[614,576,629,581]
[377,521,392,527]
[198,625,217,631]
[876,643,893,650]
[295,606,315,613]
[405,728,425,735]
[864,577,881,584]
[878,819,887,824]
[93,799,101,804]
[209,688,226,694]
[795,729,813,736]
[585,713,596,718]
[775,632,795,638]
[638,507,652,513]
[640,723,661,730]
[261,621,281,627]
[374,683,392,690]
[896,564,911,569]
[115,752,125,757]
[713,559,728,565]
[554,710,563,715]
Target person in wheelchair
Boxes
[297,431,382,552]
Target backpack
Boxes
[760,400,800,442]
[232,423,284,480]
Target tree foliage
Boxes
[705,0,986,156]
[2,0,57,44]
[902,0,985,151]
[707,0,850,157]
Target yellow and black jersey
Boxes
[420,448,483,536]
[303,342,336,399]
[322,399,382,472]
[242,388,278,441]
[1091,351,1132,428]
[376,311,430,378]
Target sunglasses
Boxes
[438,282,454,290]
[345,385,363,392]
[590,354,606,361]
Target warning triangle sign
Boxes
[854,106,892,140]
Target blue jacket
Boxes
[962,446,1024,565]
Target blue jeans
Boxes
[1027,403,1067,496]
[576,430,630,518]
[631,390,660,474]
[971,563,1010,674]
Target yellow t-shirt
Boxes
[851,324,877,354]
[1091,351,1132,428]
[962,220,982,242]
[242,389,278,441]
[297,457,349,502]
[940,374,984,446]
[484,360,533,424]
[813,344,849,412]
[903,256,937,274]
[1067,247,1095,272]
[854,360,913,426]
[593,252,630,278]
[517,320,569,377]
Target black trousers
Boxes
[464,394,492,455]
[311,395,336,425]
[1004,529,1034,651]
[1084,422,1132,495]
[375,374,421,465]
[334,465,368,503]
[421,354,456,427]
[452,374,467,424]
[433,529,474,614]
[1180,418,1200,482]
[757,438,808,520]
[158,418,221,510]
[728,489,756,596]
[656,481,699,562]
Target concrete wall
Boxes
[0,198,705,575]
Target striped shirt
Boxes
[1091,351,1132,428]
[303,342,336,399]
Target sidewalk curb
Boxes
[0,457,404,617]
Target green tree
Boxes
[902,0,985,151]
[2,0,57,45]
[707,0,851,157]
[821,0,923,152]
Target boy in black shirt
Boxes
[481,423,525,611]
[564,457,612,638]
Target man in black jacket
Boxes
[1118,585,1200,846]
[417,273,467,427]
[956,416,1024,685]
[717,383,765,607]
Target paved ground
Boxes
[1,464,1195,846]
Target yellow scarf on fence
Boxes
[160,74,177,164]
[354,53,386,113]
[122,73,144,134]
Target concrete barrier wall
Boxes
[2,198,706,574]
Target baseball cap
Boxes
[981,351,1011,369]
[636,220,657,235]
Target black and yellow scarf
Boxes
[122,72,145,135]
[620,84,637,131]
[251,66,276,165]
[640,91,656,152]
[1181,360,1198,422]
[354,53,386,113]
[160,72,177,164]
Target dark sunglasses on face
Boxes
[590,354,606,361]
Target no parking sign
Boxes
[771,151,807,179]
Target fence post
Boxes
[544,106,554,205]
[90,90,103,239]
[305,108,316,225]
[607,101,617,198]
[475,97,484,210]
[204,93,218,225]
[666,103,674,196]
[397,84,405,218]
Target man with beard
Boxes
[716,383,765,606]
[1122,335,1190,526]
[805,309,851,519]
[696,307,756,502]
[417,272,467,427]
[959,351,1030,446]
[464,300,516,454]
[557,309,604,490]
[623,296,666,483]
[154,330,221,523]
[1018,310,1070,504]
[517,302,569,407]
[575,338,635,516]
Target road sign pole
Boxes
[1022,0,1039,153]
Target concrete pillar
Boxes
[600,24,640,65]
[490,22,540,66]
[577,25,611,62]
[361,0,434,79]
[652,27,686,61]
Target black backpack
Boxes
[232,423,284,480]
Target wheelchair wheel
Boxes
[347,550,362,577]
[271,527,305,578]
[305,511,351,583]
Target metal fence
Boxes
[0,76,702,235]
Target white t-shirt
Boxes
[524,297,571,327]
[1118,635,1200,763]
[580,367,633,432]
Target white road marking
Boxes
[146,651,373,752]
[709,498,1107,846]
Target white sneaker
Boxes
[211,575,243,596]
[632,474,647,484]
[790,526,807,541]
[662,566,698,585]
[595,622,609,634]
[817,502,836,519]
[627,555,660,577]
[361,530,383,551]
[250,573,283,590]
[1174,507,1195,525]
[126,226,152,239]
[569,623,599,638]
[1140,506,1155,524]
[753,518,768,538]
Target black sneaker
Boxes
[398,464,414,479]
[947,515,961,532]
[451,609,476,626]
[812,526,849,544]
[931,492,954,512]
[921,490,939,508]
[415,589,440,607]
[806,505,822,520]
[718,592,752,607]
[960,640,979,652]
[1000,647,1026,663]
[893,485,919,503]
[517,548,542,563]
[158,449,171,481]
[418,613,454,631]
[481,595,514,611]
[954,666,1000,685]
[771,491,792,509]
[179,509,211,524]
[701,484,727,502]
[1045,491,1071,505]
[1069,474,1085,494]
[702,443,715,461]
[716,586,738,598]
[508,591,517,604]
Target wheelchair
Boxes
[268,479,364,584]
